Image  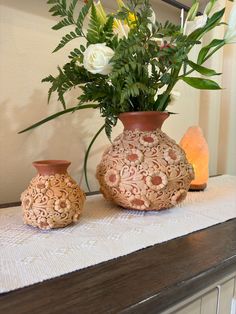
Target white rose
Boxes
[83,43,115,75]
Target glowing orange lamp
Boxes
[180,126,209,191]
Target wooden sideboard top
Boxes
[1,197,236,314]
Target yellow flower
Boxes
[128,12,136,23]
[116,0,136,28]
[125,12,137,28]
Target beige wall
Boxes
[199,0,236,176]
[0,0,217,203]
[217,1,236,176]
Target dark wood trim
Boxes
[160,0,203,15]
[1,216,236,314]
[0,202,21,208]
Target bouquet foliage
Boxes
[20,0,236,189]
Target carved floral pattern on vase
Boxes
[21,161,85,230]
[97,124,194,211]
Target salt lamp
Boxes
[179,126,209,191]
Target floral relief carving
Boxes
[97,129,194,211]
[21,174,85,230]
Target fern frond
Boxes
[48,1,67,17]
[53,31,80,53]
[52,17,73,30]
[121,81,148,103]
[50,0,91,43]
[42,75,54,83]
[76,0,92,31]
[104,116,117,141]
[68,47,83,60]
[68,0,78,20]
[87,3,102,44]
[103,15,114,39]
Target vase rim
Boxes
[118,111,169,118]
[118,111,169,131]
[32,160,71,175]
[33,160,71,166]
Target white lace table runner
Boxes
[0,175,236,293]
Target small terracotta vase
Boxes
[21,160,85,230]
[96,112,194,211]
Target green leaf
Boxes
[188,8,225,41]
[49,5,60,13]
[160,73,171,84]
[50,0,91,34]
[204,0,217,16]
[18,104,99,134]
[103,15,114,38]
[182,77,222,89]
[197,39,225,64]
[52,17,72,30]
[187,60,221,76]
[68,47,83,60]
[76,0,92,30]
[53,31,79,53]
[80,45,86,52]
[154,94,171,111]
[68,0,78,19]
[61,0,67,10]
[186,2,199,21]
[205,8,225,32]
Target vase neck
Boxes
[33,160,71,176]
[118,111,169,131]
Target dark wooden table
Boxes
[1,200,236,314]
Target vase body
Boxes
[21,160,85,230]
[96,112,194,211]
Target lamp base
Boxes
[189,183,207,191]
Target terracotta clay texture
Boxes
[96,112,194,211]
[21,160,85,230]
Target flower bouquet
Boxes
[20,0,236,200]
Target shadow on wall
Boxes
[0,87,107,202]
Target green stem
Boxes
[83,124,105,191]
[159,66,181,111]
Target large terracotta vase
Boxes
[21,160,85,229]
[96,112,194,211]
